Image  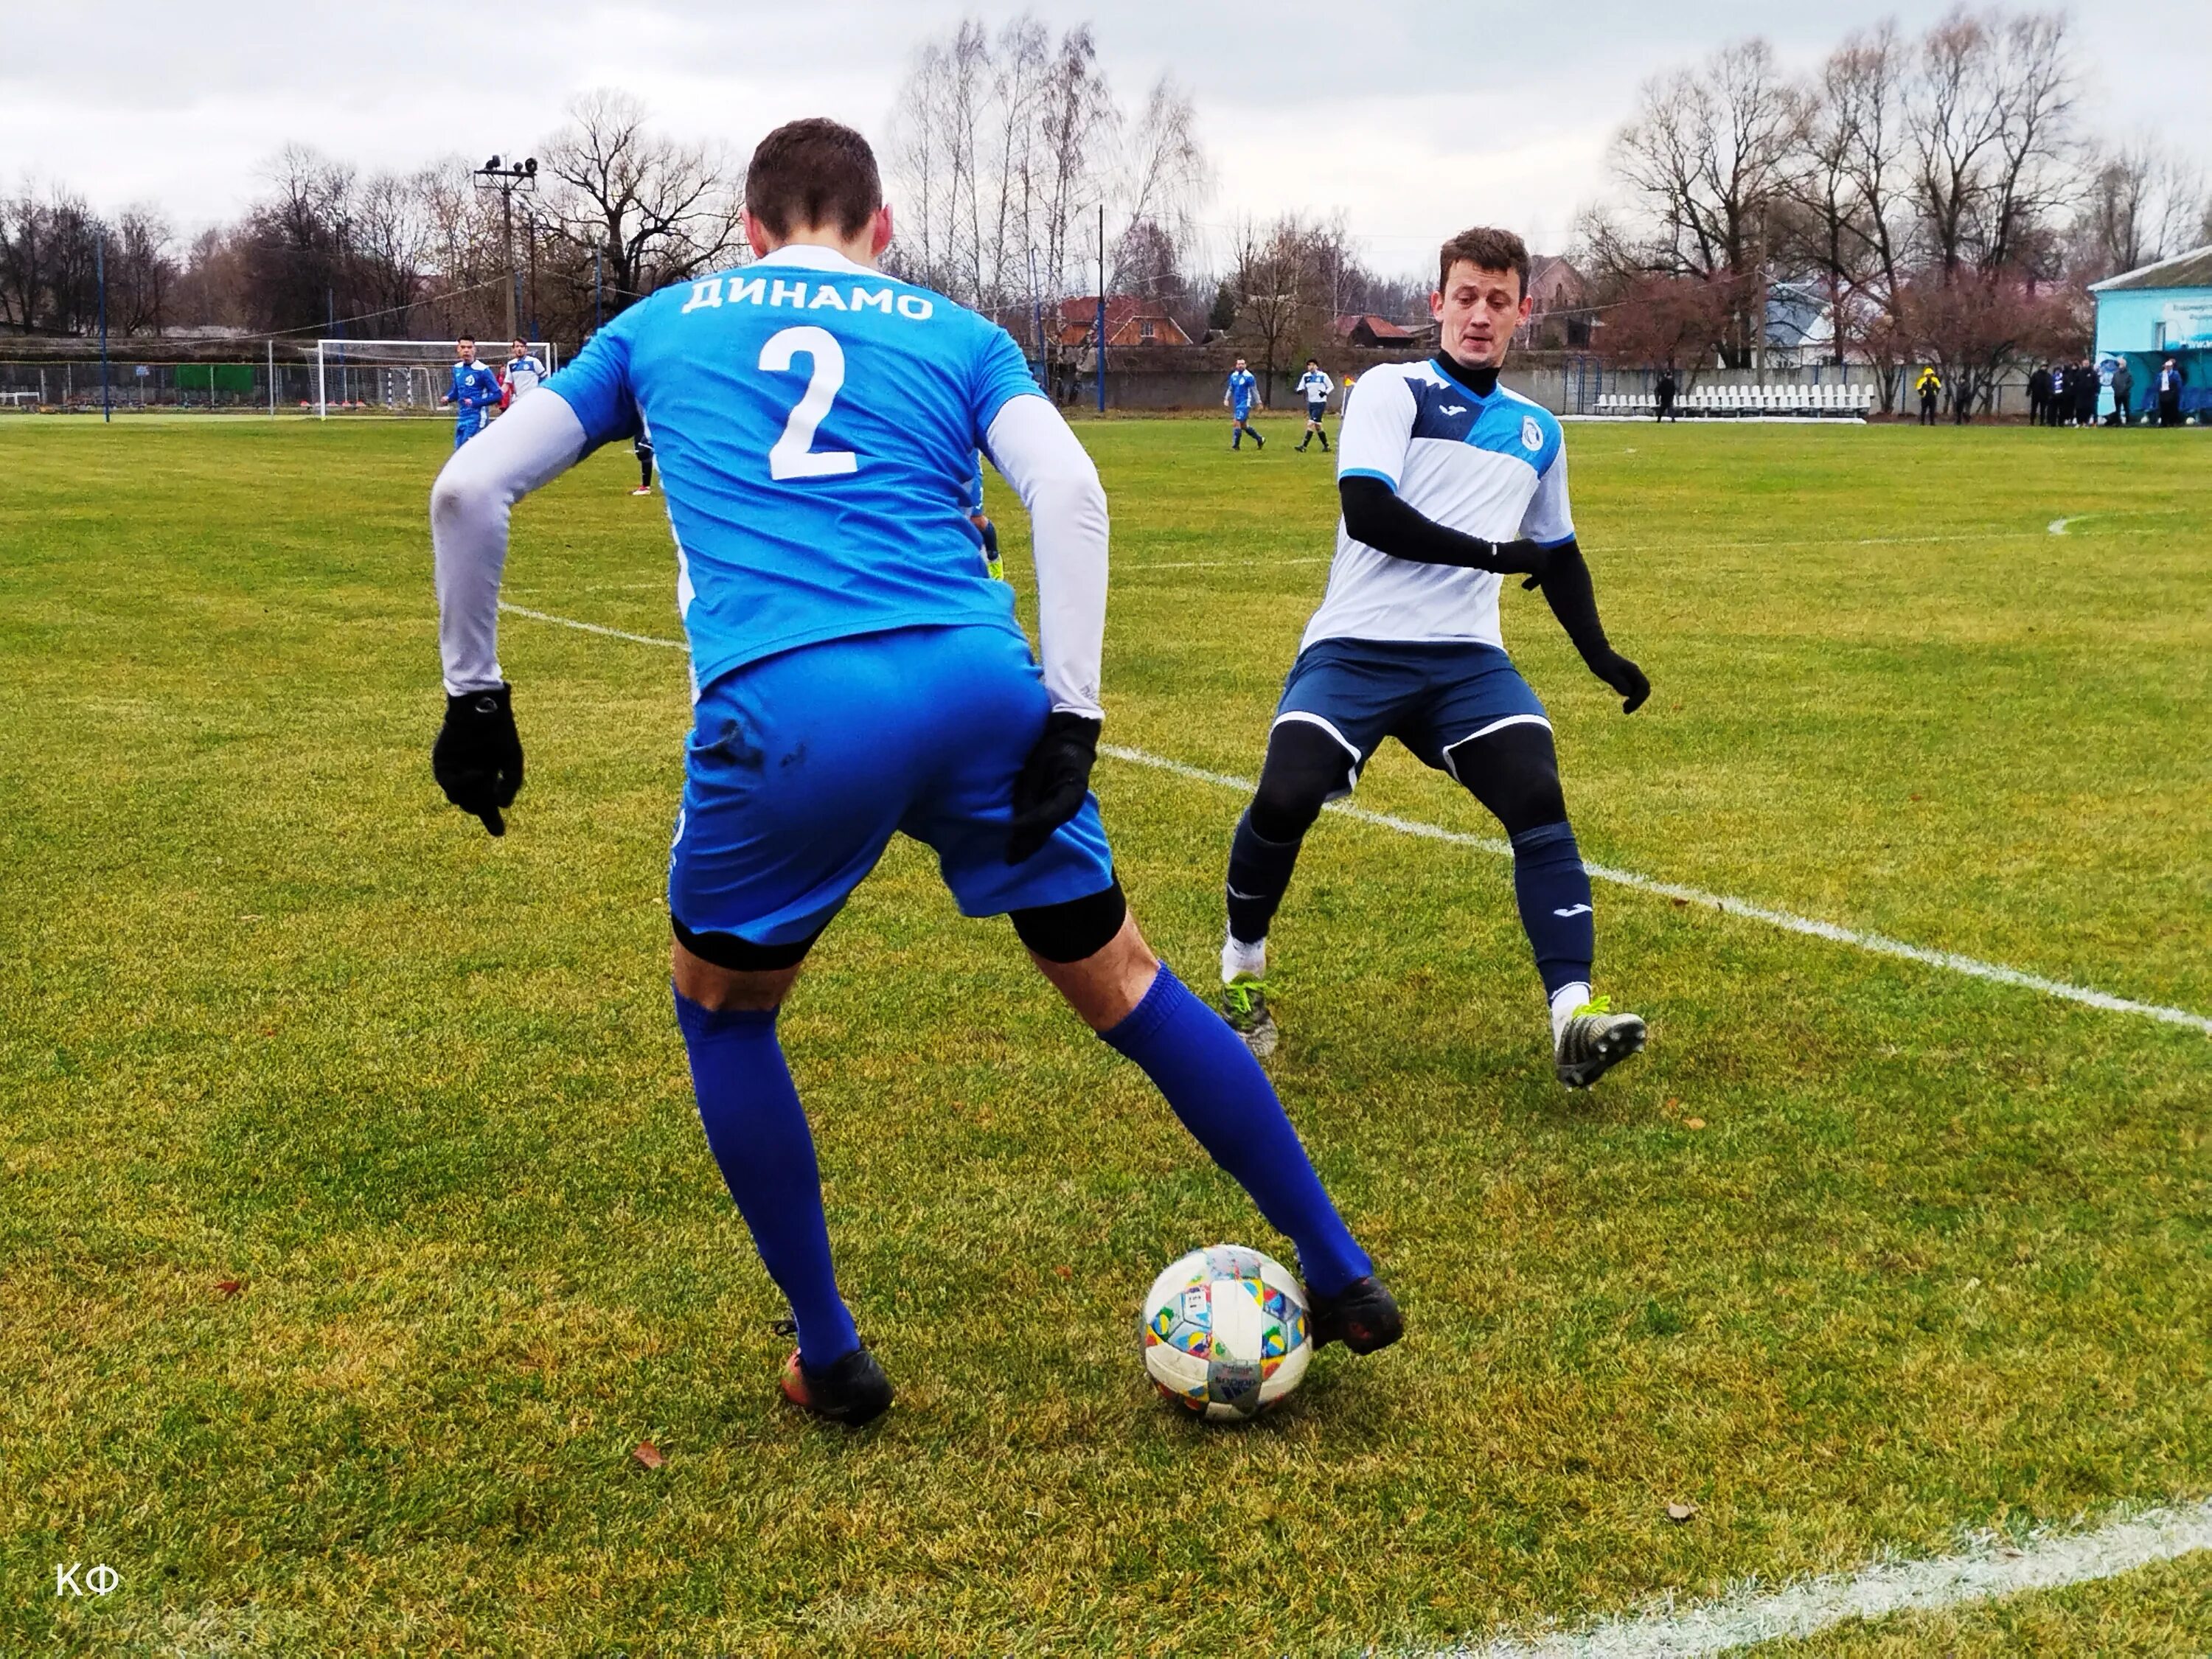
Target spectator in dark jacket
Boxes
[2028,365,2051,425]
[2110,360,2133,425]
[1655,369,1677,422]
[2074,358,2099,428]
[2046,362,2066,425]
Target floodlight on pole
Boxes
[473,155,539,344]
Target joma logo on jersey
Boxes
[684,276,934,321]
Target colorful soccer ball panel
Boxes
[1138,1245,1312,1422]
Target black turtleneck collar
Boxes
[1433,352,1501,397]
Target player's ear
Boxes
[742,207,774,257]
[869,204,894,260]
[1429,289,1444,321]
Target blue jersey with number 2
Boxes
[543,246,1043,695]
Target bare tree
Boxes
[1229,214,1343,394]
[108,207,176,335]
[1604,38,1806,364]
[2074,140,2205,278]
[540,89,744,313]
[1909,7,2078,280]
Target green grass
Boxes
[1,415,2207,1656]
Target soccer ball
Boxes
[1139,1243,1312,1422]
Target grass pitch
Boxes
[2,413,2208,1656]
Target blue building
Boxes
[2089,244,2212,421]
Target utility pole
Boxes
[474,155,538,342]
[593,246,603,335]
[97,232,110,422]
[1094,203,1107,414]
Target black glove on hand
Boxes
[1486,537,1553,577]
[432,683,524,836]
[1007,712,1102,863]
[1587,649,1651,714]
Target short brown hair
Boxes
[745,117,883,240]
[1437,227,1530,299]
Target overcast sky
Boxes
[4,1,2207,275]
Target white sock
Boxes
[1222,933,1267,984]
[1550,982,1592,1047]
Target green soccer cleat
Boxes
[1219,974,1278,1059]
[1554,995,1647,1088]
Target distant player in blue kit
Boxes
[1225,357,1263,450]
[427,119,1399,1428]
[440,338,503,447]
[1215,227,1651,1088]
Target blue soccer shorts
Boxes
[453,410,488,448]
[669,622,1117,947]
[1306,402,1327,422]
[1273,636,1551,796]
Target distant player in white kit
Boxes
[1294,358,1334,452]
[502,337,547,407]
[1215,226,1651,1088]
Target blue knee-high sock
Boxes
[1102,966,1371,1295]
[673,991,860,1368]
[1510,821,1596,998]
[1225,808,1303,946]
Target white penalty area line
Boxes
[1445,1496,2212,1658]
[490,604,2211,1039]
[1102,745,2212,1037]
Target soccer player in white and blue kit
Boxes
[502,337,547,405]
[1294,358,1334,452]
[427,120,1398,1427]
[1217,228,1651,1088]
[1224,357,1263,450]
[440,337,504,448]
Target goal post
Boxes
[311,339,558,420]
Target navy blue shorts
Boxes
[1306,402,1327,422]
[670,623,1116,947]
[1273,637,1550,794]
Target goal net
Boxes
[310,339,558,419]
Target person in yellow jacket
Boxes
[1915,365,1942,425]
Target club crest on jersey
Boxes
[1522,415,1543,451]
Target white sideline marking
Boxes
[498,602,685,650]
[491,605,2212,1038]
[1444,1497,2212,1658]
[1100,745,2212,1037]
[2049,515,2081,535]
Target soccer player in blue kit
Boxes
[440,337,504,447]
[1215,228,1651,1088]
[426,119,1399,1427]
[1225,357,1264,450]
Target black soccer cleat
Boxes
[1554,996,1648,1089]
[1305,1274,1403,1354]
[776,1329,894,1427]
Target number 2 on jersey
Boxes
[759,325,858,480]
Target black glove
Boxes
[1007,712,1101,863]
[432,683,524,835]
[1486,537,1553,577]
[1587,649,1651,714]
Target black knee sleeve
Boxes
[1248,719,1357,843]
[672,911,824,972]
[1444,721,1568,837]
[1010,879,1127,964]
